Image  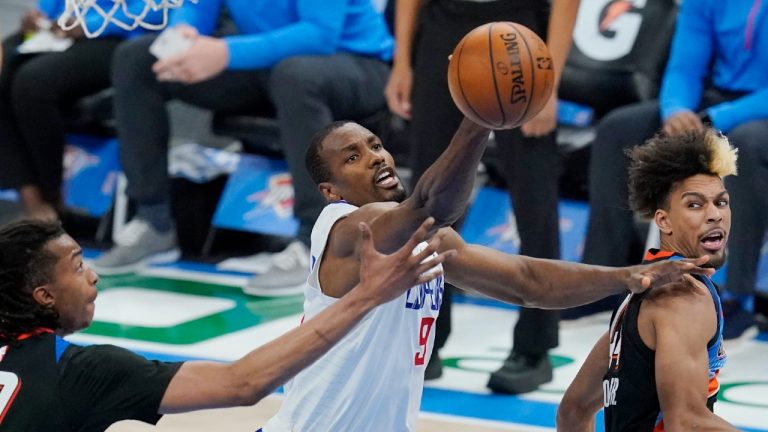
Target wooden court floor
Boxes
[107,394,544,432]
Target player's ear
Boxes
[319,182,342,202]
[31,285,55,308]
[655,209,672,235]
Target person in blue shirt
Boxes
[0,0,157,221]
[93,0,394,287]
[576,0,768,339]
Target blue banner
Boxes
[212,154,299,237]
[63,135,120,217]
[461,187,589,262]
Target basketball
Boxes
[448,22,555,129]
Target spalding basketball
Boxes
[448,22,555,129]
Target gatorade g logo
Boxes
[573,0,646,61]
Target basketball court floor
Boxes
[74,255,768,432]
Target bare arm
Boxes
[652,287,738,431]
[158,218,455,413]
[441,229,714,308]
[384,0,421,119]
[547,0,580,87]
[557,331,608,432]
[331,118,490,259]
[521,0,580,137]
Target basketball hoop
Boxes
[58,0,196,38]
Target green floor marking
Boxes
[86,274,303,344]
[442,353,574,372]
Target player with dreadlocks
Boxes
[0,217,452,431]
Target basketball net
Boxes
[58,0,197,38]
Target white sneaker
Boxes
[91,218,180,275]
[242,241,310,297]
[217,251,276,274]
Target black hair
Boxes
[0,220,66,341]
[627,129,722,219]
[305,120,356,185]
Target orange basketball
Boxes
[448,22,555,129]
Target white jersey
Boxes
[263,201,444,432]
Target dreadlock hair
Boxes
[627,128,738,219]
[0,219,66,342]
[305,120,356,185]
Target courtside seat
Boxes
[212,111,283,158]
[211,107,411,164]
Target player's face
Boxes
[658,174,731,269]
[320,123,407,206]
[44,235,99,334]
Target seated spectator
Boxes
[92,0,394,294]
[575,0,768,338]
[0,0,159,221]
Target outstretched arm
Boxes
[158,217,455,413]
[557,331,608,431]
[331,118,490,260]
[441,229,713,308]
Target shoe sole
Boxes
[242,282,305,297]
[486,368,553,395]
[91,249,182,276]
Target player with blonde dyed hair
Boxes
[558,128,739,431]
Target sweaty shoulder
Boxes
[344,201,400,224]
[640,276,717,347]
[643,276,711,310]
[325,201,399,257]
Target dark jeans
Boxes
[411,0,559,356]
[725,120,768,296]
[112,35,390,244]
[584,95,768,297]
[0,34,120,204]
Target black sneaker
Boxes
[756,294,768,333]
[487,352,553,394]
[756,312,768,333]
[425,352,443,380]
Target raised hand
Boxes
[520,92,557,136]
[356,217,455,304]
[630,255,715,293]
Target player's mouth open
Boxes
[700,229,725,252]
[374,167,398,188]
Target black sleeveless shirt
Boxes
[602,250,726,431]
